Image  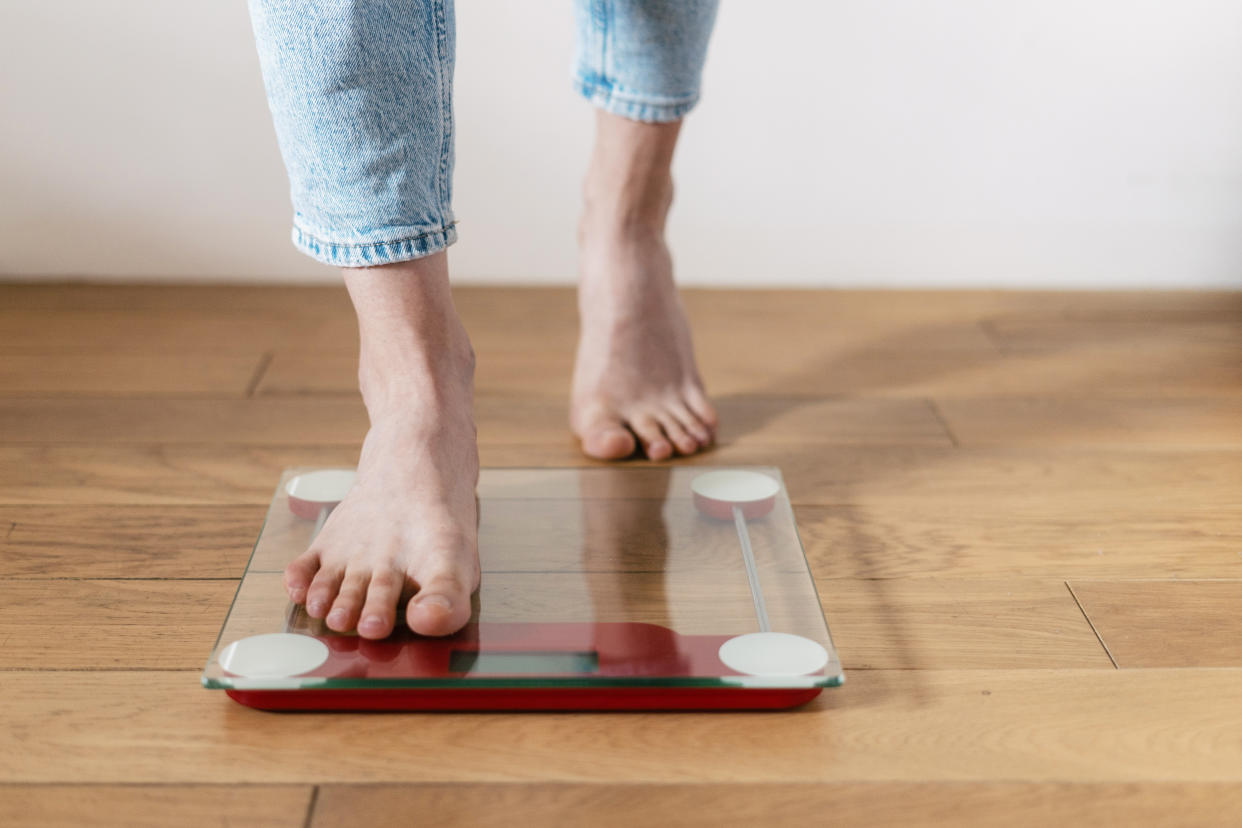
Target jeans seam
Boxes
[433,0,452,231]
[294,222,458,250]
[591,0,609,90]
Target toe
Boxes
[577,411,638,460]
[406,570,474,637]
[357,568,404,639]
[684,385,719,433]
[657,412,699,456]
[326,568,368,632]
[283,550,320,604]
[304,563,345,619]
[668,400,712,448]
[630,414,673,461]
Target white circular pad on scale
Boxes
[286,469,356,519]
[690,469,781,520]
[718,632,830,677]
[217,633,330,679]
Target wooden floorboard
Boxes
[3,669,1241,784]
[0,784,311,828]
[0,353,265,397]
[0,285,1238,825]
[798,502,1242,579]
[817,579,1110,669]
[310,782,1242,828]
[982,308,1242,352]
[937,396,1242,447]
[1069,580,1242,667]
[0,444,361,505]
[0,505,264,578]
[0,579,236,670]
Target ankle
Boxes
[343,256,476,418]
[581,171,673,236]
[358,328,474,413]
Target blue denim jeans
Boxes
[248,0,719,267]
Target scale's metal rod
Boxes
[732,504,771,633]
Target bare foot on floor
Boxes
[572,221,717,460]
[570,114,717,461]
[283,258,480,639]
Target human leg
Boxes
[249,0,477,637]
[570,0,721,460]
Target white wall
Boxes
[3,1,1242,287]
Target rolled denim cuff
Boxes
[291,222,458,268]
[572,75,699,123]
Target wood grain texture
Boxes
[0,785,311,828]
[1069,580,1242,667]
[264,345,1242,400]
[0,505,263,578]
[3,669,1241,784]
[0,395,952,446]
[0,309,359,355]
[817,579,1110,669]
[982,305,1242,353]
[0,444,360,505]
[0,353,264,396]
[261,339,1241,401]
[1,285,1239,825]
[0,282,355,312]
[937,397,1242,447]
[798,503,1242,579]
[311,782,1242,828]
[257,326,1001,398]
[1,444,1238,511]
[0,580,236,669]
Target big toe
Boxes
[578,415,638,460]
[406,573,474,637]
[283,551,320,604]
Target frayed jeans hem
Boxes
[291,223,458,268]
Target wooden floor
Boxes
[1,284,1240,827]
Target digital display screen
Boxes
[449,650,600,675]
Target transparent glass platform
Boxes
[203,467,843,710]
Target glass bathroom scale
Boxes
[203,466,843,711]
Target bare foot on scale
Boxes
[282,255,481,640]
[571,112,718,461]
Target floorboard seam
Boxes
[924,399,960,447]
[303,785,320,828]
[244,352,275,398]
[975,318,1010,354]
[1065,581,1118,669]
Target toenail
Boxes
[361,615,383,630]
[327,609,347,625]
[419,594,452,612]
